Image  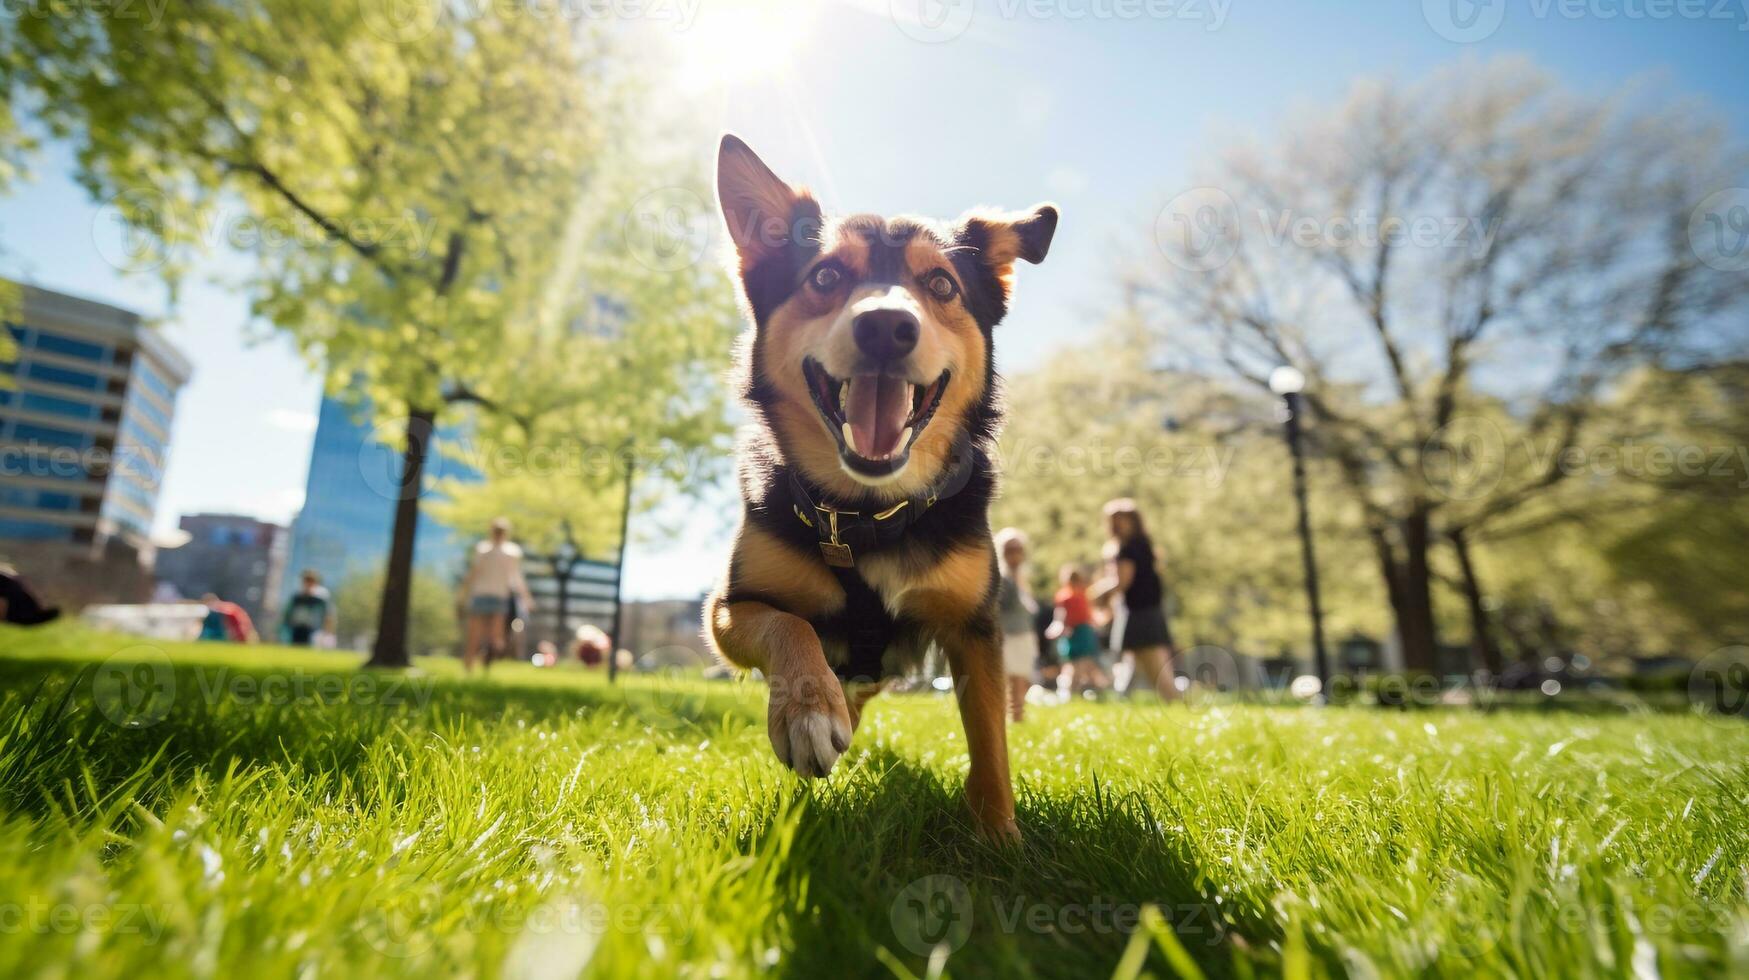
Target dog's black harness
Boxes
[785,448,979,682]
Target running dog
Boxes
[704,135,1057,841]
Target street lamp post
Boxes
[1269,366,1332,695]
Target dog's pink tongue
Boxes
[845,374,910,459]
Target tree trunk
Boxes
[366,406,437,669]
[1449,526,1503,674]
[554,557,571,652]
[1396,508,1440,675]
[607,447,635,682]
[1499,610,1538,664]
[1366,524,1411,667]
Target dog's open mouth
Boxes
[803,357,950,477]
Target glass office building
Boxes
[0,285,190,551]
[283,393,476,596]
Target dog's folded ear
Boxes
[1009,204,1060,265]
[717,135,822,269]
[951,204,1059,315]
[958,203,1049,264]
[956,204,1058,268]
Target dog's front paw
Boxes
[966,778,1022,844]
[974,812,1023,845]
[766,667,852,778]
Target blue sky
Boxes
[2,0,1745,599]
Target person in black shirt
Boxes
[280,570,335,647]
[1092,498,1178,700]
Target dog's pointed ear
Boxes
[717,135,820,267]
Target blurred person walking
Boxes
[994,528,1039,722]
[1094,498,1178,700]
[458,517,534,674]
[280,570,335,647]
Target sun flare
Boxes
[668,0,822,91]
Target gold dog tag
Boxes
[819,541,855,567]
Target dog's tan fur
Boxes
[702,135,1056,841]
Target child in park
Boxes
[1046,564,1111,694]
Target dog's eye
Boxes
[925,270,958,301]
[810,264,841,291]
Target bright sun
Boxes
[668,0,821,92]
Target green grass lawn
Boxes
[0,624,1746,979]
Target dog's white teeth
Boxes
[898,426,913,447]
[841,422,855,446]
[838,384,847,414]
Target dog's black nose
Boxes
[852,309,919,362]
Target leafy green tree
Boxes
[993,322,1389,667]
[1134,59,1748,671]
[0,48,30,370]
[996,330,1748,677]
[4,3,633,665]
[1605,501,1749,651]
[332,567,459,660]
[1472,363,1749,660]
[0,278,18,377]
[426,136,738,646]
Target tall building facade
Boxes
[284,394,474,600]
[0,285,191,606]
[154,513,290,628]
